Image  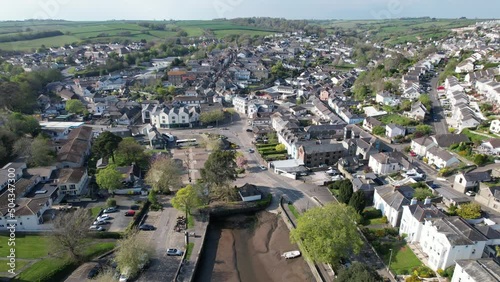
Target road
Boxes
[429,75,449,135]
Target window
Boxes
[459,178,463,184]
[70,185,76,190]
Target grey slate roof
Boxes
[428,216,488,246]
[455,259,500,282]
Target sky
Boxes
[0,0,498,21]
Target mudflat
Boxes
[207,211,314,282]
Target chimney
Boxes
[424,197,431,205]
[410,198,418,205]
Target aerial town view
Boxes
[0,1,500,282]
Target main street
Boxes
[429,75,449,135]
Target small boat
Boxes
[282,250,301,259]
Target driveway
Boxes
[64,262,99,282]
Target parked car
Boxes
[125,210,135,216]
[87,264,102,279]
[430,184,440,189]
[259,165,267,170]
[97,214,111,221]
[103,207,118,213]
[130,205,140,210]
[93,220,108,225]
[465,191,476,196]
[409,151,417,157]
[166,249,183,256]
[89,225,104,231]
[248,148,254,153]
[246,128,253,132]
[139,224,155,231]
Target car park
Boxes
[166,248,183,256]
[124,210,135,216]
[103,207,118,213]
[139,224,155,231]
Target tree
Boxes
[171,185,202,219]
[199,110,225,125]
[200,149,237,187]
[349,191,366,214]
[473,154,489,166]
[266,132,278,144]
[415,124,433,136]
[290,203,363,264]
[418,94,432,109]
[65,99,86,114]
[13,137,32,157]
[336,262,383,282]
[457,202,481,219]
[236,155,248,169]
[96,165,122,193]
[275,144,286,152]
[413,188,433,201]
[93,131,122,163]
[106,198,117,207]
[372,126,386,136]
[7,113,41,137]
[145,155,182,193]
[30,136,56,166]
[338,180,354,204]
[50,208,94,261]
[115,233,153,279]
[115,137,147,167]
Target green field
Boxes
[0,20,277,51]
[0,235,50,259]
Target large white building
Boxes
[452,259,500,282]
[419,217,488,271]
[399,200,444,243]
[373,185,413,227]
[143,104,200,128]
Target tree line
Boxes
[0,30,64,43]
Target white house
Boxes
[368,152,401,175]
[375,91,396,105]
[420,217,488,271]
[0,162,27,190]
[232,96,249,114]
[455,59,475,73]
[490,120,500,134]
[451,259,500,282]
[149,104,200,129]
[425,147,460,169]
[238,184,262,202]
[373,185,413,227]
[404,102,427,121]
[399,199,444,243]
[411,137,437,156]
[480,138,500,155]
[57,167,89,196]
[386,123,406,139]
[453,171,491,194]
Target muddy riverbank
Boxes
[193,211,314,282]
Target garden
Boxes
[361,227,426,276]
[255,143,288,162]
[0,234,115,282]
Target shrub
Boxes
[106,198,117,207]
[437,269,445,277]
[413,266,435,278]
[362,208,382,219]
[385,228,399,237]
[381,215,388,223]
[374,229,386,238]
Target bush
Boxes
[413,266,435,278]
[381,215,388,223]
[106,198,117,207]
[444,266,455,278]
[90,231,123,239]
[236,168,245,174]
[374,229,386,238]
[385,228,399,237]
[362,208,382,219]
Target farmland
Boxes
[0,20,277,51]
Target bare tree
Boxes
[115,233,153,279]
[50,208,94,262]
[145,155,182,193]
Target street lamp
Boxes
[387,248,393,273]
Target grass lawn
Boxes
[376,242,422,275]
[187,214,195,229]
[378,114,415,126]
[185,242,194,260]
[0,259,30,272]
[0,235,50,259]
[90,206,103,218]
[461,128,492,143]
[14,257,73,282]
[288,204,300,219]
[364,217,387,226]
[82,242,116,259]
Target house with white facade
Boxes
[455,59,475,73]
[148,104,200,129]
[420,217,488,271]
[232,95,249,114]
[404,102,427,121]
[376,91,397,105]
[480,138,500,155]
[453,171,491,194]
[399,199,444,243]
[411,137,437,156]
[386,123,406,139]
[426,147,460,169]
[490,120,500,134]
[373,185,414,227]
[363,117,383,133]
[451,259,500,282]
[56,167,89,196]
[368,152,402,175]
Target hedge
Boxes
[256,143,279,148]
